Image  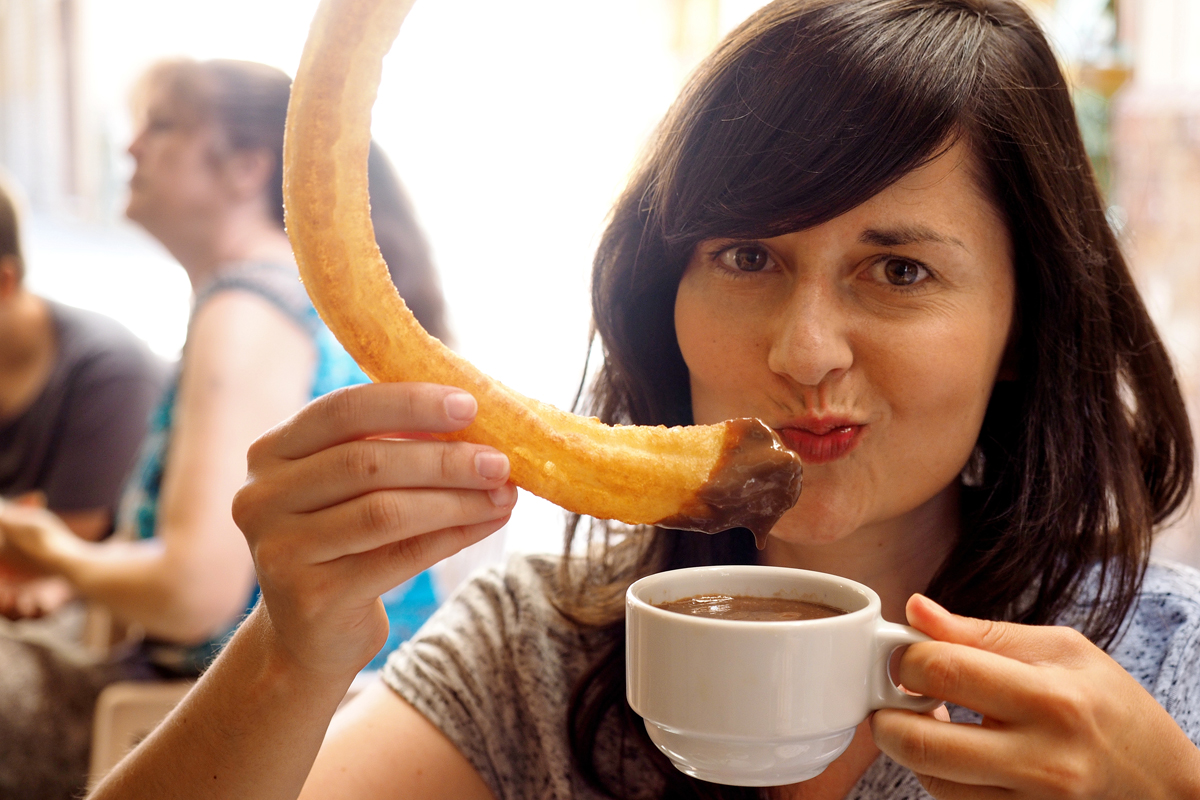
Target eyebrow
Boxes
[859,225,968,251]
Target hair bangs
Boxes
[652,0,994,256]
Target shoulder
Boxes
[176,292,315,423]
[471,551,563,607]
[1119,559,1200,652]
[49,300,166,385]
[1109,559,1200,741]
[194,261,316,338]
[186,282,313,364]
[1139,558,1200,596]
[381,553,609,800]
[394,552,576,666]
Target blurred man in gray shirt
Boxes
[0,179,166,616]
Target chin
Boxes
[768,503,862,547]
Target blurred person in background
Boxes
[0,173,167,619]
[0,58,449,800]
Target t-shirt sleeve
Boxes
[1118,562,1200,747]
[41,347,166,513]
[1147,587,1200,746]
[1162,622,1200,745]
[381,555,596,800]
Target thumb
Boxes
[905,594,1067,663]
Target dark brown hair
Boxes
[136,59,450,342]
[564,0,1194,796]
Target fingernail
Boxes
[475,451,509,480]
[444,392,477,421]
[489,484,516,507]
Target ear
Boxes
[0,255,21,301]
[222,148,274,203]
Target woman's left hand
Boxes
[872,594,1200,799]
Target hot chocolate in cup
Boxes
[626,565,939,787]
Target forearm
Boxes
[1162,737,1200,800]
[89,604,352,800]
[51,537,248,642]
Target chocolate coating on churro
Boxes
[660,418,802,547]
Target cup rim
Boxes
[626,564,881,628]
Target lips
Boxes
[776,421,863,464]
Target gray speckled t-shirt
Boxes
[382,556,1200,799]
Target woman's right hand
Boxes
[232,382,515,679]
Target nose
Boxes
[127,128,146,159]
[766,284,854,388]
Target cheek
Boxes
[870,309,1009,472]
[674,274,769,417]
[674,290,724,373]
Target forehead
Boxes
[838,140,1010,257]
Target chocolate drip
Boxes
[658,418,802,548]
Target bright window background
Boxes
[25,0,769,555]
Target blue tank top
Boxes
[115,262,439,675]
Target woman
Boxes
[90,1,1199,799]
[0,59,447,797]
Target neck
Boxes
[157,204,294,290]
[761,484,959,623]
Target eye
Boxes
[717,244,776,274]
[878,257,929,287]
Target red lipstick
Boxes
[777,419,863,464]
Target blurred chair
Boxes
[86,662,376,787]
[88,679,194,786]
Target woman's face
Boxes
[125,88,226,236]
[675,141,1015,547]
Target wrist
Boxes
[42,530,94,584]
[241,604,361,709]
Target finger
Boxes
[896,640,1051,720]
[308,483,516,562]
[324,514,510,602]
[263,383,480,461]
[872,708,1017,788]
[906,595,1092,666]
[254,483,517,565]
[265,439,510,514]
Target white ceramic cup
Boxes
[626,565,940,786]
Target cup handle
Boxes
[870,620,942,713]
